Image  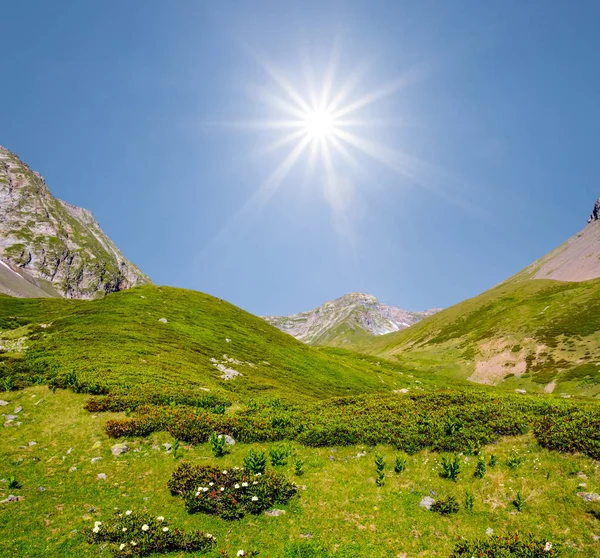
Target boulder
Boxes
[419,496,435,510]
[111,443,129,457]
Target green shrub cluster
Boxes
[87,509,216,556]
[533,409,600,460]
[102,391,599,461]
[85,392,230,413]
[451,533,559,557]
[168,463,298,520]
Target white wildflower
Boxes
[242,482,248,487]
[220,487,225,491]
[92,526,100,533]
[209,482,214,486]
[234,466,240,470]
[543,542,553,552]
[163,527,169,532]
[157,516,164,522]
[125,510,132,516]
[203,487,209,492]
[131,541,137,546]
[119,543,126,550]
[122,528,127,532]
[142,524,149,531]
[234,484,240,489]
[94,521,102,527]
[222,470,228,474]
[253,481,258,485]
[251,496,259,501]
[237,551,245,557]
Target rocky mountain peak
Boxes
[0,146,151,298]
[263,293,441,346]
[588,198,600,223]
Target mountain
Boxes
[0,146,150,298]
[354,200,600,397]
[263,292,441,346]
[0,285,450,401]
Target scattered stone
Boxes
[38,486,46,492]
[0,400,8,406]
[578,483,587,489]
[91,457,102,464]
[354,451,367,458]
[560,393,571,399]
[577,472,588,479]
[593,534,600,542]
[299,533,314,539]
[264,509,286,516]
[162,443,172,452]
[88,506,97,513]
[5,415,17,421]
[67,448,73,454]
[14,406,23,413]
[28,441,36,446]
[152,444,160,451]
[158,318,168,323]
[223,435,235,445]
[419,496,435,510]
[69,466,77,473]
[514,389,527,394]
[577,492,600,503]
[225,338,231,343]
[1,495,23,504]
[97,473,107,481]
[34,399,45,406]
[111,443,129,457]
[18,445,27,449]
[394,388,410,394]
[486,528,494,535]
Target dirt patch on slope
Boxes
[469,338,527,385]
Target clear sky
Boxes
[2,1,599,315]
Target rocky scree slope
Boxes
[263,292,440,346]
[355,199,600,397]
[0,146,150,298]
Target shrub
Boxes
[87,509,216,556]
[464,489,474,512]
[506,452,524,469]
[431,495,459,515]
[451,533,559,557]
[294,459,304,476]
[7,476,21,489]
[209,432,227,458]
[474,456,486,479]
[440,455,461,481]
[489,454,498,467]
[394,454,407,474]
[513,491,526,512]
[375,454,385,486]
[169,463,298,520]
[269,445,289,467]
[244,450,267,475]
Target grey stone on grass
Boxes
[111,443,129,457]
[419,496,435,510]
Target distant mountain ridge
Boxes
[0,146,150,298]
[263,292,441,346]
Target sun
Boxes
[302,108,337,141]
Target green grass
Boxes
[353,278,600,396]
[2,387,599,556]
[0,285,454,403]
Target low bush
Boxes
[87,509,216,556]
[533,410,600,460]
[451,533,559,557]
[168,463,298,520]
[244,449,267,475]
[440,455,461,481]
[431,495,460,515]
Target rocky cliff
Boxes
[263,292,441,346]
[0,146,150,298]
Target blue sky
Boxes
[1,1,599,315]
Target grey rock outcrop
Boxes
[588,198,600,223]
[0,146,150,299]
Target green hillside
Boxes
[353,277,600,397]
[0,285,446,402]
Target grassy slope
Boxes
[0,285,452,402]
[353,278,600,396]
[2,387,599,557]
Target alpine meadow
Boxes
[2,2,600,558]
